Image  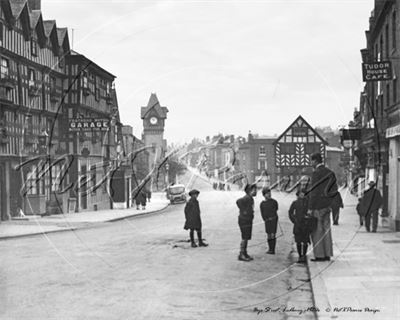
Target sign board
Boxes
[69,119,110,132]
[362,61,393,81]
[340,129,361,143]
[386,124,400,138]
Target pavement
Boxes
[307,189,400,320]
[0,193,170,240]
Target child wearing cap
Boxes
[236,184,257,261]
[184,189,208,247]
[288,189,311,263]
[260,187,279,254]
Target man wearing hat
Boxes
[184,189,208,247]
[307,152,338,262]
[236,184,257,261]
[360,181,383,232]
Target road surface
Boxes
[0,175,314,319]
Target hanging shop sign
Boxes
[386,124,400,138]
[69,119,110,132]
[362,61,393,81]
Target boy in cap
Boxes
[289,189,311,263]
[236,183,257,261]
[260,187,279,254]
[184,189,208,247]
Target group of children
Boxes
[236,184,311,263]
[183,184,312,263]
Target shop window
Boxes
[0,57,9,77]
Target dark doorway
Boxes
[81,165,87,210]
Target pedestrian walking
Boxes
[330,191,344,225]
[184,189,208,248]
[260,187,279,254]
[139,190,147,210]
[289,189,311,263]
[146,189,152,203]
[236,183,257,261]
[307,152,338,262]
[356,198,364,226]
[360,181,382,232]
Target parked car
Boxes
[166,184,187,204]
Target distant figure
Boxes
[184,189,208,248]
[307,152,337,262]
[146,189,152,203]
[330,191,344,225]
[236,184,257,262]
[135,190,147,210]
[289,189,311,263]
[360,181,383,233]
[260,187,279,255]
[356,198,364,226]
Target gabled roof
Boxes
[0,0,13,23]
[29,10,41,29]
[43,19,56,37]
[140,93,169,119]
[10,0,27,19]
[57,28,67,46]
[274,115,328,145]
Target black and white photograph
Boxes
[1,0,400,319]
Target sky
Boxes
[42,0,374,143]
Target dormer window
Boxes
[28,69,36,87]
[31,39,38,57]
[82,72,88,88]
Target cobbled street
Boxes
[0,177,314,320]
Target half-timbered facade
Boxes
[0,0,69,219]
[274,116,328,188]
[0,0,124,219]
[65,52,122,212]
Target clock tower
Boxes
[141,93,169,172]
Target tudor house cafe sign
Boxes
[69,119,110,132]
[362,61,393,82]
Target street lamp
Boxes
[165,162,170,187]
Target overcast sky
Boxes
[42,0,374,143]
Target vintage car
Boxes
[166,184,187,204]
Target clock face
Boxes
[150,117,158,125]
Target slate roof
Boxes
[43,20,56,37]
[10,0,27,18]
[57,27,67,46]
[29,10,41,28]
[140,93,169,119]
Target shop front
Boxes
[386,124,400,231]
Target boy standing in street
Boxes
[236,184,257,261]
[184,189,208,248]
[260,187,279,254]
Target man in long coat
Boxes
[307,153,338,262]
[361,181,383,232]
